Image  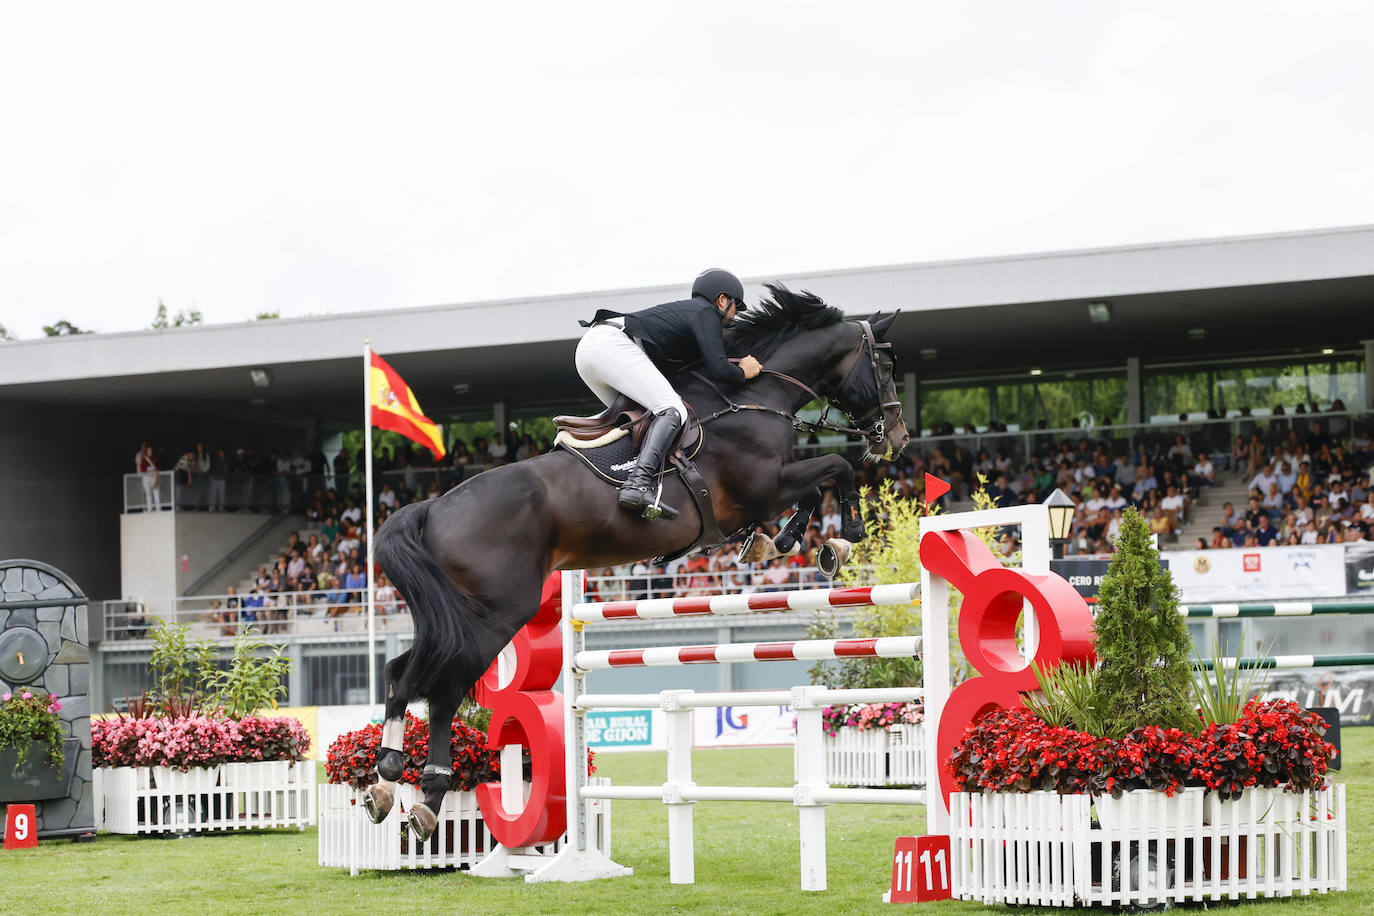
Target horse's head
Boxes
[727,285,911,461]
[827,312,910,461]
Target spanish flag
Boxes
[369,352,446,459]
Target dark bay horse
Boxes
[366,285,910,838]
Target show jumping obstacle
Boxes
[535,572,930,892]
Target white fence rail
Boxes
[950,785,1347,907]
[317,780,614,875]
[95,761,314,834]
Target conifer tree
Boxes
[1092,507,1198,734]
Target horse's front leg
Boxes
[771,455,867,576]
[406,699,458,845]
[739,487,821,564]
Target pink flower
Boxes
[1,692,10,702]
[21,691,32,700]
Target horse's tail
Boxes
[374,500,489,700]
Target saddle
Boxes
[552,394,701,452]
[552,396,724,562]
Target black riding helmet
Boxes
[691,268,747,310]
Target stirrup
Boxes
[640,479,679,521]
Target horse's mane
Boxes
[724,283,845,360]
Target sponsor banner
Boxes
[1256,668,1374,727]
[693,702,797,748]
[1051,557,1168,601]
[1168,545,1347,603]
[1346,543,1374,595]
[586,710,657,750]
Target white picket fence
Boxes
[317,779,614,874]
[950,785,1347,907]
[824,724,925,787]
[94,761,315,834]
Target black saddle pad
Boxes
[555,430,702,486]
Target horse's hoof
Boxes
[738,531,780,564]
[407,803,438,844]
[363,784,394,824]
[818,539,853,578]
[376,748,404,782]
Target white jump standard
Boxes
[527,574,930,892]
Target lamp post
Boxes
[1044,488,1075,560]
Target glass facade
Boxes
[1144,357,1365,422]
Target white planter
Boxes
[1094,788,1201,832]
[151,765,222,793]
[824,723,925,787]
[318,779,614,873]
[951,786,1347,908]
[1204,786,1279,825]
[96,762,315,834]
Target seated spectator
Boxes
[1261,482,1286,519]
[241,587,266,629]
[1190,453,1215,489]
[374,573,399,615]
[1148,507,1173,538]
[1248,462,1277,500]
[1275,460,1297,497]
[1131,465,1157,504]
[1167,434,1192,468]
[1229,435,1248,474]
[1194,537,1209,550]
[1210,526,1231,549]
[1254,514,1280,546]
[1159,484,1187,525]
[340,498,362,526]
[1104,484,1128,512]
[378,483,398,510]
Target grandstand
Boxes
[1,224,1372,711]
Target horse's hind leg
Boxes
[364,651,411,824]
[405,695,459,844]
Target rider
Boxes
[577,268,763,520]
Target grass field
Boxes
[1,730,1368,916]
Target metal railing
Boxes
[97,567,855,642]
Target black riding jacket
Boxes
[581,295,747,386]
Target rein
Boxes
[686,320,897,444]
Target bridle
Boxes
[688,319,900,448]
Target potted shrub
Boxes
[945,508,1344,906]
[0,689,79,803]
[91,623,314,833]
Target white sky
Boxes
[3,2,1372,339]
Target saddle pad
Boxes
[555,427,702,486]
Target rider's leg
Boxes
[575,324,688,520]
[618,408,684,519]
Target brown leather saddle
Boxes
[553,394,702,452]
[552,396,725,562]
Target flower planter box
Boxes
[317,779,614,873]
[94,761,314,834]
[0,739,81,803]
[824,724,925,787]
[950,785,1347,908]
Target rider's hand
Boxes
[740,355,762,380]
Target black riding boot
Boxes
[618,409,683,520]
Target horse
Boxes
[366,284,911,839]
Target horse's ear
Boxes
[872,311,899,339]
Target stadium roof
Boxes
[3,224,1373,421]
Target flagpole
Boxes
[364,339,378,705]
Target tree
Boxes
[254,310,280,320]
[151,299,204,328]
[0,323,15,341]
[42,320,90,336]
[1092,507,1198,734]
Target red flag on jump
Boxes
[924,473,951,508]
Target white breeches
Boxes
[575,323,687,424]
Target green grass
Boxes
[1,731,1369,915]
